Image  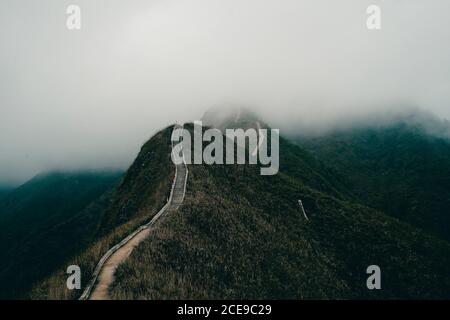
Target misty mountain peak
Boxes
[201,106,263,131]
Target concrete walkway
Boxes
[80,125,188,300]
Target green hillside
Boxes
[0,171,123,299]
[20,114,450,300]
[296,121,450,242]
[108,123,450,299]
[29,126,175,300]
[0,186,13,200]
[202,109,353,200]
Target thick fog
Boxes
[1,0,450,185]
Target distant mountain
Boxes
[20,110,450,299]
[0,171,123,299]
[0,186,14,200]
[295,117,450,242]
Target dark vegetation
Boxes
[0,127,174,299]
[4,112,450,299]
[296,122,450,242]
[202,109,353,200]
[0,171,123,299]
[28,126,174,299]
[0,186,13,200]
[110,130,450,299]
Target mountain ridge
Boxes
[107,118,450,299]
[4,108,449,299]
[295,119,450,242]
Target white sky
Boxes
[1,0,450,184]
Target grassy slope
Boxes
[28,126,175,300]
[0,171,123,299]
[203,115,354,201]
[110,136,450,299]
[279,136,353,200]
[297,123,450,242]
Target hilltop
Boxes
[105,111,450,299]
[16,109,450,299]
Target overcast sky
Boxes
[1,0,450,185]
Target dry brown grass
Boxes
[108,161,450,299]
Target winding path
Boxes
[79,124,188,300]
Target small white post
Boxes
[298,200,310,222]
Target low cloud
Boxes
[1,0,450,184]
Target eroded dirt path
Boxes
[90,228,151,300]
